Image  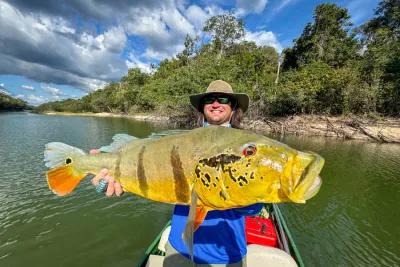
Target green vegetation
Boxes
[0,92,30,111]
[35,1,400,118]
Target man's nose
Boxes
[211,100,220,107]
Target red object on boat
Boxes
[245,216,278,247]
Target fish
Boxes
[44,125,324,253]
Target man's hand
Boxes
[90,150,124,197]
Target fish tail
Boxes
[44,142,86,196]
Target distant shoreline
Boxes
[42,111,400,143]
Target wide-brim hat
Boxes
[189,80,249,112]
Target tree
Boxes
[203,13,244,56]
[282,4,358,69]
[360,0,400,115]
[177,34,199,66]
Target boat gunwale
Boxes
[136,204,304,267]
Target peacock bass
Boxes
[44,126,324,250]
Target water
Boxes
[0,112,399,266]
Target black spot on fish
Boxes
[213,183,217,188]
[195,165,201,179]
[239,182,243,186]
[204,173,211,183]
[65,158,72,164]
[238,176,248,184]
[219,190,227,201]
[250,172,255,179]
[137,146,148,197]
[199,154,241,170]
[200,176,210,187]
[227,167,237,182]
[171,146,190,203]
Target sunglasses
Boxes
[202,96,232,105]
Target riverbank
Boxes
[43,111,400,143]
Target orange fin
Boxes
[46,165,86,196]
[194,206,209,231]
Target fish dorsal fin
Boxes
[99,134,137,152]
[183,190,209,262]
[148,129,189,139]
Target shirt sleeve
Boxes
[233,203,263,216]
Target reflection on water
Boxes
[280,135,400,266]
[0,112,399,266]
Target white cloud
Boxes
[15,94,25,99]
[126,53,153,73]
[0,83,4,87]
[236,0,268,16]
[244,30,282,52]
[124,4,196,60]
[26,94,47,105]
[273,0,298,13]
[41,84,65,96]
[185,5,209,30]
[0,1,128,91]
[21,85,34,90]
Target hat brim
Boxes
[190,92,249,112]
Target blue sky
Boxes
[0,0,380,105]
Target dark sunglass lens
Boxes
[203,97,215,104]
[217,97,230,104]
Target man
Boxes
[92,80,262,266]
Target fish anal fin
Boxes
[46,165,86,196]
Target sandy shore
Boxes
[43,112,400,143]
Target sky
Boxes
[0,0,380,105]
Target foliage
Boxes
[203,13,245,56]
[35,2,400,118]
[359,0,400,115]
[0,93,30,111]
[282,4,358,69]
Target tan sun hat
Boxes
[189,80,249,112]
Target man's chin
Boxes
[207,118,228,125]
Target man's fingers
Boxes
[90,149,101,154]
[105,175,115,197]
[91,168,108,186]
[114,182,124,196]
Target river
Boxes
[0,112,399,266]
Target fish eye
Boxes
[243,144,257,157]
[66,158,72,164]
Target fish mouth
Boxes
[304,175,322,200]
[287,152,324,203]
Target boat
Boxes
[137,204,304,267]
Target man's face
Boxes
[202,94,233,125]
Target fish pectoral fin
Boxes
[46,165,86,196]
[194,206,209,231]
[183,190,210,262]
